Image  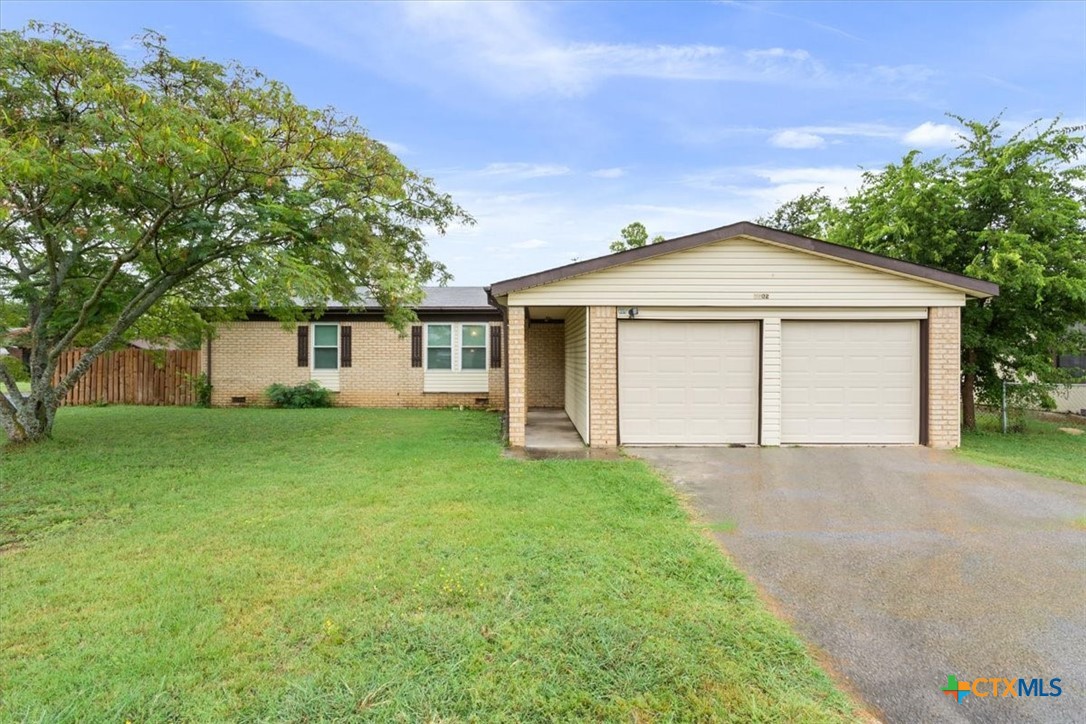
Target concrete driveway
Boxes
[629,447,1086,724]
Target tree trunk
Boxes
[0,397,56,443]
[0,373,59,444]
[961,348,977,431]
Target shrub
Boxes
[189,372,213,408]
[266,381,333,409]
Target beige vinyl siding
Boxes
[761,319,782,446]
[508,236,965,308]
[423,370,488,393]
[311,369,340,392]
[564,307,589,443]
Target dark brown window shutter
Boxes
[410,325,422,367]
[340,325,352,368]
[490,325,502,368]
[297,325,309,367]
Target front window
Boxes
[461,324,487,370]
[427,324,453,370]
[425,323,487,372]
[313,324,338,369]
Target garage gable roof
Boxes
[489,221,999,299]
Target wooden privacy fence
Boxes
[53,348,200,406]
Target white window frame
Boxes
[424,322,489,373]
[311,322,340,371]
[460,323,488,371]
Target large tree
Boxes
[0,24,470,442]
[761,116,1086,429]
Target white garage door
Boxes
[781,321,919,444]
[619,321,759,444]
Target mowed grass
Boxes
[960,414,1086,485]
[0,407,856,722]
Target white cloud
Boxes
[420,162,870,284]
[683,165,864,210]
[590,167,626,178]
[477,162,571,179]
[903,122,962,148]
[769,130,826,149]
[510,238,548,249]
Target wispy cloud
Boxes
[590,167,626,178]
[769,130,826,149]
[378,139,411,155]
[477,163,572,179]
[717,0,865,43]
[510,238,548,249]
[766,121,973,150]
[250,2,935,99]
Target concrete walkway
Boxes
[505,409,622,460]
[629,446,1086,724]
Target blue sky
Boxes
[3,1,1084,285]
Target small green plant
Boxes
[266,381,333,409]
[188,372,213,408]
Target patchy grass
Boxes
[960,414,1086,485]
[0,407,856,722]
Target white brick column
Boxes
[760,318,782,446]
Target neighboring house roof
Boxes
[127,339,180,351]
[488,221,1000,299]
[380,286,493,311]
[318,287,496,313]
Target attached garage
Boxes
[490,222,999,450]
[619,321,759,444]
[780,321,920,444]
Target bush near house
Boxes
[265,381,334,408]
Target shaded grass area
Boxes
[960,414,1086,485]
[0,407,856,722]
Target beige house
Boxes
[202,288,507,409]
[204,222,998,449]
[490,222,997,449]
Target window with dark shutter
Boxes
[490,325,502,368]
[340,325,352,368]
[410,325,422,367]
[297,325,309,367]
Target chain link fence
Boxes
[969,381,1086,433]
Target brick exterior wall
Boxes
[202,322,307,406]
[202,320,504,409]
[588,306,618,446]
[527,323,565,408]
[928,306,961,448]
[507,307,526,447]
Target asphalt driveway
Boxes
[629,446,1086,724]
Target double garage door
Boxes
[619,320,920,445]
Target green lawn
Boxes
[0,407,856,722]
[960,415,1086,485]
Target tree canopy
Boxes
[759,116,1086,428]
[609,221,665,253]
[0,23,471,442]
